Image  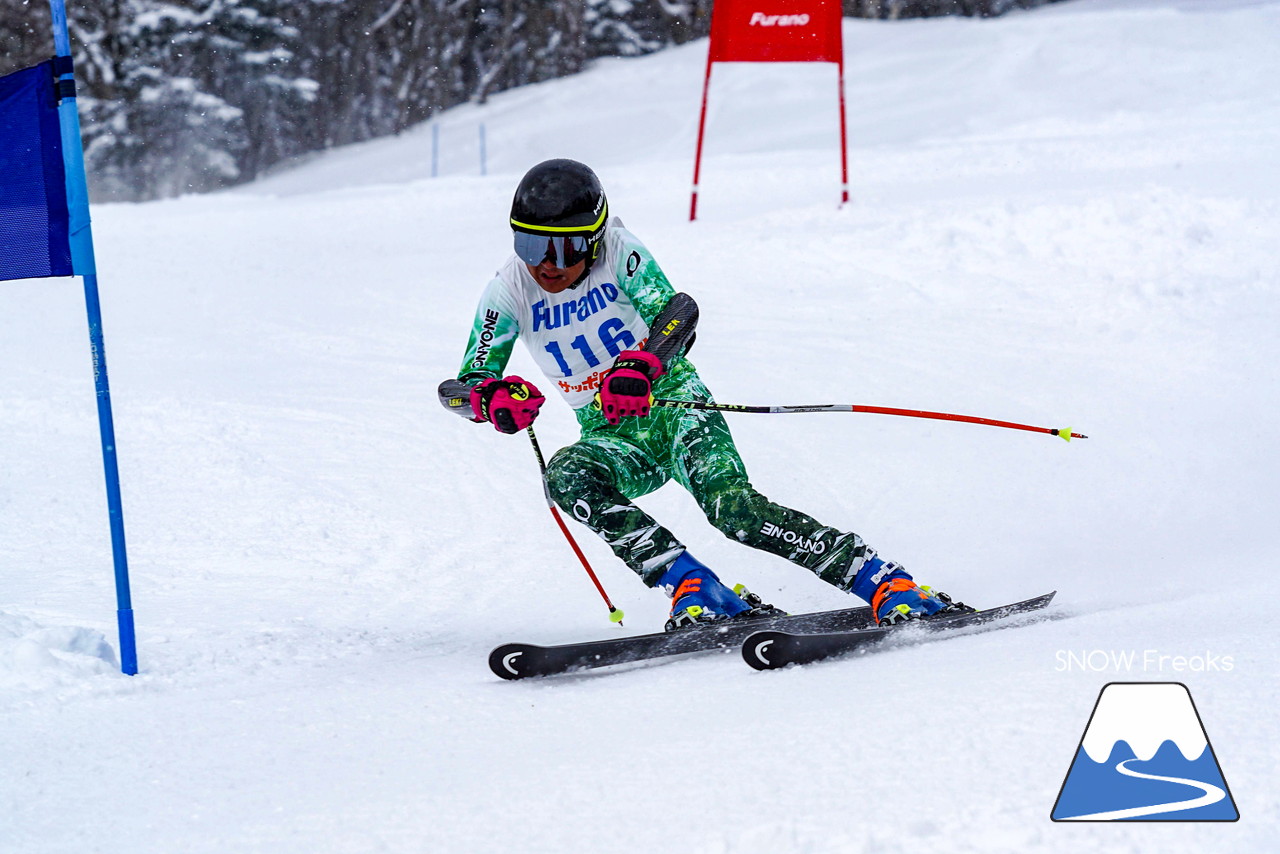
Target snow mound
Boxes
[0,611,119,688]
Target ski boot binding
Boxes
[849,551,973,626]
[659,551,784,632]
[872,579,972,626]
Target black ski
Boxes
[741,591,1056,670]
[490,603,877,680]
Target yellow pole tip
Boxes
[1056,428,1072,442]
[610,609,625,624]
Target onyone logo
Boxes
[759,522,826,554]
[472,309,500,368]
[749,12,811,26]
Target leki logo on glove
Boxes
[1051,682,1239,822]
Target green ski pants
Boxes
[545,364,873,590]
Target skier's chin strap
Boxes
[566,233,606,290]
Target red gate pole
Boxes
[690,52,714,222]
[837,54,850,205]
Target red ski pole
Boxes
[653,399,1087,441]
[527,426,625,625]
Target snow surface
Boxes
[3,0,1278,851]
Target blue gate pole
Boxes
[48,0,138,675]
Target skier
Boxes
[439,159,969,630]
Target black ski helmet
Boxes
[510,159,609,278]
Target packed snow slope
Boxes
[3,1,1277,851]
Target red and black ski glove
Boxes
[597,351,665,425]
[470,376,545,434]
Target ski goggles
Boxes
[512,230,593,269]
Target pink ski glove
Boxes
[470,376,545,434]
[597,351,664,425]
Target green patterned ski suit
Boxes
[444,224,874,590]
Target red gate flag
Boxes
[691,0,849,220]
[709,0,843,63]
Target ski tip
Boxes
[489,644,531,680]
[741,631,788,671]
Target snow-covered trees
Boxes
[845,0,1060,17]
[4,0,313,200]
[586,0,712,57]
[29,0,593,199]
[0,0,1064,200]
[71,0,313,200]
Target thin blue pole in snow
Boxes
[431,123,439,178]
[48,0,138,676]
[479,123,487,176]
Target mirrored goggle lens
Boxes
[513,231,590,268]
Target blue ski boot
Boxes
[659,551,784,632]
[848,551,971,626]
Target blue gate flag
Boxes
[0,0,139,677]
[0,61,73,281]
